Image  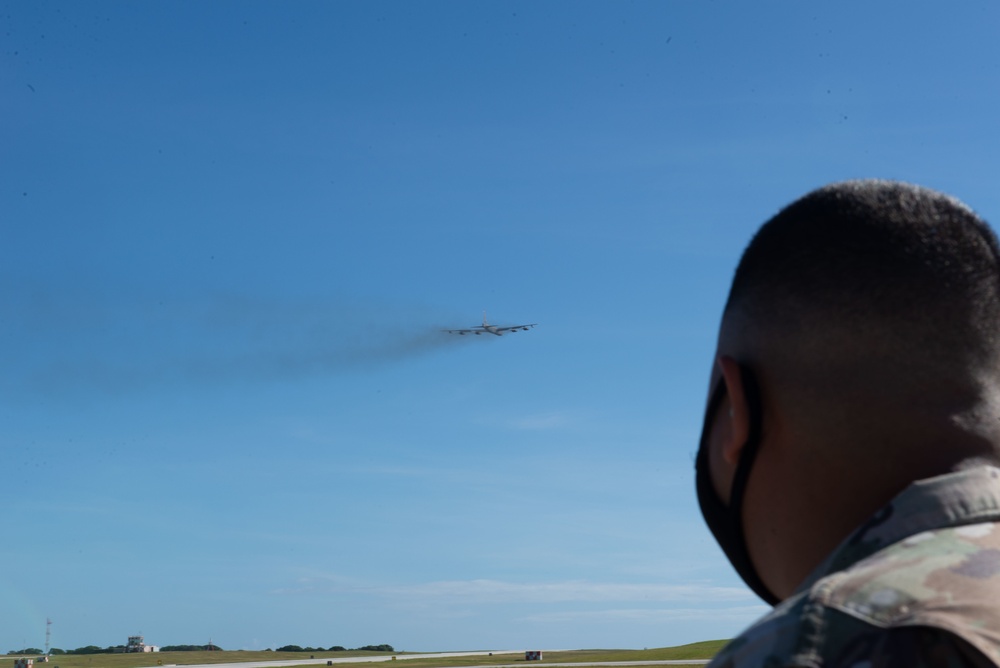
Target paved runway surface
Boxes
[139,650,522,668]
[137,651,710,668]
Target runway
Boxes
[137,650,710,668]
[139,650,522,668]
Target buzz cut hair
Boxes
[723,180,1000,391]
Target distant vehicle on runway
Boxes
[444,312,537,336]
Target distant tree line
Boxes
[32,647,114,655]
[20,644,224,655]
[9,647,111,655]
[275,644,394,653]
[9,642,391,655]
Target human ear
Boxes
[717,355,751,466]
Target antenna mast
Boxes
[45,618,52,655]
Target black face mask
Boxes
[694,365,780,606]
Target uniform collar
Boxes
[794,465,1000,596]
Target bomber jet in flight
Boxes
[444,313,537,336]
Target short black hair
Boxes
[724,180,1000,390]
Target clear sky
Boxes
[3,0,1000,654]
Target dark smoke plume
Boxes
[5,291,478,397]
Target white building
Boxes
[126,635,160,653]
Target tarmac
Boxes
[137,650,711,668]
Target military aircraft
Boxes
[444,313,537,336]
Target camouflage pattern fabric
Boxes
[708,466,1000,668]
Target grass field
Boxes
[0,641,727,668]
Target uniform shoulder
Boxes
[708,522,1000,668]
[820,522,1000,665]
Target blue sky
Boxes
[3,0,1000,653]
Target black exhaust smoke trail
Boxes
[6,292,474,397]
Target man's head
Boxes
[698,180,1000,603]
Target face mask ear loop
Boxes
[695,365,779,606]
[728,366,764,528]
[727,366,779,605]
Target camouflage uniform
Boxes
[709,466,1000,668]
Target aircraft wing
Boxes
[492,323,537,333]
[443,327,485,335]
[443,319,537,335]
